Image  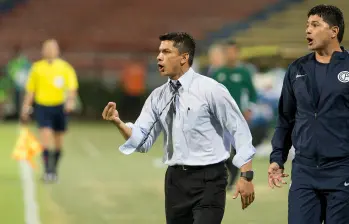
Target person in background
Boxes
[6,45,31,118]
[121,62,146,121]
[21,39,79,183]
[0,70,13,121]
[211,39,258,191]
[206,42,226,76]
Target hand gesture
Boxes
[102,102,121,125]
[233,177,255,210]
[268,162,289,189]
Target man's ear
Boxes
[181,53,189,66]
[331,26,339,39]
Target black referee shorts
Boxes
[34,103,67,132]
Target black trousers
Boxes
[165,161,227,224]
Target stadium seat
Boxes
[0,0,279,60]
[234,0,349,54]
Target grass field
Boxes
[0,121,292,224]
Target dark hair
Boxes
[224,39,240,50]
[308,4,345,43]
[225,39,237,46]
[159,32,196,66]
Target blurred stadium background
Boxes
[0,0,348,223]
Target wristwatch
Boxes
[240,171,254,182]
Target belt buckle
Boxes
[181,165,187,171]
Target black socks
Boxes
[52,150,61,174]
[42,149,62,174]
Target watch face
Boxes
[242,171,254,180]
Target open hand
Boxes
[268,162,289,189]
[233,177,255,210]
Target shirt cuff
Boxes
[232,145,256,168]
[118,122,144,155]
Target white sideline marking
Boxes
[19,160,41,224]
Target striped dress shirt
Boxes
[119,68,256,168]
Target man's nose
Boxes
[306,27,311,34]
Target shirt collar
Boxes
[168,67,194,91]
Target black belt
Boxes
[170,161,225,171]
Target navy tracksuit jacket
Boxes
[270,48,349,224]
[271,48,349,169]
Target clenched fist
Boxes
[102,102,121,125]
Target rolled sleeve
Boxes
[209,83,256,168]
[232,145,256,168]
[119,122,145,155]
[118,90,162,154]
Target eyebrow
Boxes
[159,48,171,52]
[307,20,321,24]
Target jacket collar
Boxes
[304,46,348,63]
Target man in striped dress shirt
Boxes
[102,32,256,224]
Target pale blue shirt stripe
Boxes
[119,68,256,168]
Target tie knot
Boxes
[170,81,181,91]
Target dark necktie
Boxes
[166,81,181,160]
[135,81,181,153]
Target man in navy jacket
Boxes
[268,4,349,224]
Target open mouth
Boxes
[158,64,165,72]
[306,37,314,45]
